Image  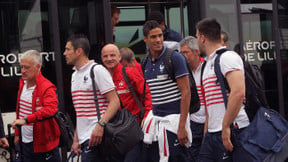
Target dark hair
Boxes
[67,34,90,57]
[147,11,164,24]
[196,18,221,42]
[143,20,161,37]
[221,31,229,43]
[111,5,120,16]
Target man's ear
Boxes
[143,36,147,43]
[76,48,83,56]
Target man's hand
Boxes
[89,124,104,147]
[177,127,188,146]
[14,135,19,145]
[0,138,9,148]
[222,126,233,151]
[12,119,26,129]
[71,140,81,156]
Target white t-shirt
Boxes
[202,47,249,132]
[71,60,115,144]
[19,83,35,143]
[190,62,205,124]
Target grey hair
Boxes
[179,36,199,50]
[21,50,42,67]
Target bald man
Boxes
[101,44,152,162]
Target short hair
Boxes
[179,36,199,51]
[143,20,161,37]
[111,5,120,16]
[221,31,229,43]
[147,11,164,24]
[120,47,135,63]
[196,18,221,42]
[21,50,42,67]
[67,34,90,57]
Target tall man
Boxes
[141,20,192,162]
[196,18,250,161]
[64,34,119,162]
[179,36,205,161]
[101,44,152,162]
[12,50,61,162]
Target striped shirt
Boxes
[202,47,249,132]
[144,47,189,116]
[71,61,115,144]
[19,83,34,143]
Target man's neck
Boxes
[75,57,89,70]
[189,58,201,72]
[205,42,222,57]
[150,50,162,61]
[26,80,36,89]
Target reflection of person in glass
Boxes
[0,111,9,148]
[111,5,120,42]
[12,50,61,162]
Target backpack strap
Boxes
[163,48,176,80]
[214,49,229,107]
[90,64,102,120]
[122,66,145,120]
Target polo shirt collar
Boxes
[147,45,167,62]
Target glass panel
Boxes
[205,0,240,50]
[0,0,56,113]
[241,3,279,109]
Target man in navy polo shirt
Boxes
[141,20,192,162]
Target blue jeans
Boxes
[81,140,105,162]
[190,121,204,161]
[17,142,60,162]
[142,130,192,162]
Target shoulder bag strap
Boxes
[90,64,101,120]
[122,66,144,120]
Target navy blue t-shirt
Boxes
[144,46,189,116]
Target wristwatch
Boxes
[98,121,106,127]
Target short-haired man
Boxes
[111,5,120,42]
[196,18,250,161]
[64,34,120,162]
[101,44,152,162]
[147,11,182,42]
[221,31,229,47]
[12,50,61,162]
[141,20,192,162]
[119,47,143,75]
[179,36,205,161]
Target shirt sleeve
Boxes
[171,51,189,79]
[220,51,244,76]
[93,64,115,94]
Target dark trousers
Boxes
[16,142,60,162]
[142,130,192,162]
[197,128,250,162]
[81,140,105,162]
[189,121,205,162]
[124,141,143,162]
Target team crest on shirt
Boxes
[159,64,165,73]
[118,81,124,87]
[83,75,89,83]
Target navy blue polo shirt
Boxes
[144,46,189,116]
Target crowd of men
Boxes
[0,6,253,162]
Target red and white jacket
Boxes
[112,63,152,122]
[15,72,60,153]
